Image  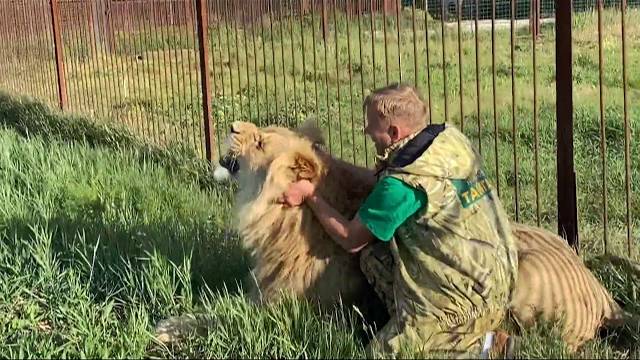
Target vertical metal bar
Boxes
[474,0,481,154]
[555,0,578,251]
[130,1,146,135]
[370,0,377,87]
[10,4,24,94]
[32,2,47,100]
[510,0,519,221]
[243,0,253,123]
[93,0,111,119]
[223,0,235,123]
[21,4,38,99]
[322,0,332,154]
[299,0,308,112]
[186,1,202,154]
[210,0,223,154]
[181,0,191,144]
[250,0,261,124]
[382,0,389,84]
[196,0,214,162]
[17,4,35,97]
[161,0,176,144]
[424,0,432,122]
[322,0,329,41]
[620,0,632,257]
[345,0,357,164]
[260,0,270,123]
[332,0,343,159]
[24,3,45,100]
[148,0,165,145]
[49,0,67,110]
[440,0,448,123]
[532,0,540,227]
[184,0,196,141]
[456,0,463,131]
[142,2,157,139]
[596,0,608,253]
[110,3,125,122]
[411,0,417,86]
[3,5,19,93]
[140,2,156,141]
[278,0,288,123]
[491,0,500,196]
[288,0,298,124]
[82,3,100,114]
[395,0,402,82]
[311,0,320,126]
[268,0,278,116]
[175,0,186,142]
[106,0,123,125]
[357,0,369,167]
[98,0,117,121]
[27,3,40,99]
[122,0,137,129]
[0,6,11,91]
[37,2,58,103]
[232,1,244,121]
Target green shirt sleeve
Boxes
[357,176,428,242]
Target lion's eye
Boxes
[256,140,263,150]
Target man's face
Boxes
[364,105,394,156]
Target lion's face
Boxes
[216,120,324,183]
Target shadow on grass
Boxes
[2,209,251,319]
[0,91,226,192]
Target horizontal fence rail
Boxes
[0,0,637,259]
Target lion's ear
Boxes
[295,117,325,147]
[292,151,320,181]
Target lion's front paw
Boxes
[153,313,203,344]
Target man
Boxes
[279,83,518,358]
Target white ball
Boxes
[213,165,231,182]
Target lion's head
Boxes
[214,119,326,186]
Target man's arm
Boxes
[303,192,376,253]
[280,177,428,254]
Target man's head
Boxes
[363,83,429,155]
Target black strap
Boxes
[389,123,446,168]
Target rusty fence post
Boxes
[555,0,579,252]
[49,0,67,110]
[322,0,328,42]
[530,0,540,39]
[195,0,215,162]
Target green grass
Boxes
[0,91,639,359]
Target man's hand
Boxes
[280,179,315,207]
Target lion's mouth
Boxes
[219,153,240,174]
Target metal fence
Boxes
[0,0,636,259]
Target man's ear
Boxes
[295,117,325,148]
[388,124,400,141]
[291,151,320,181]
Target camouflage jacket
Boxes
[375,123,519,328]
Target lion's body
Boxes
[508,223,631,351]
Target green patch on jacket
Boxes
[451,171,492,208]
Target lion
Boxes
[213,119,639,353]
[214,119,387,323]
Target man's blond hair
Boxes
[363,83,429,129]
